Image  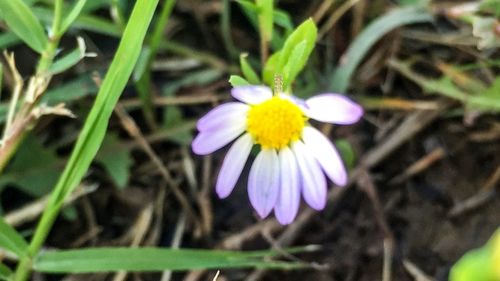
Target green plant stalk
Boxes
[221,0,237,58]
[13,0,159,280]
[0,0,64,176]
[110,0,126,29]
[0,64,3,99]
[135,0,176,129]
[328,6,433,93]
[36,0,63,74]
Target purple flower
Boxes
[192,86,363,225]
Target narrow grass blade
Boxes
[0,0,48,53]
[133,0,177,129]
[0,63,3,100]
[59,0,88,35]
[229,75,251,87]
[33,7,121,37]
[0,216,28,258]
[25,1,160,260]
[33,248,303,273]
[49,37,88,75]
[240,54,260,84]
[256,0,273,43]
[51,0,159,203]
[0,263,12,281]
[328,7,433,93]
[0,32,20,50]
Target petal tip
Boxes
[216,185,230,199]
[309,201,326,211]
[191,138,206,156]
[275,212,295,225]
[255,208,272,219]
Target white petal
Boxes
[197,102,249,132]
[248,149,280,218]
[216,134,253,198]
[292,141,327,210]
[191,122,245,155]
[274,147,300,225]
[231,86,272,105]
[305,94,363,125]
[302,126,348,186]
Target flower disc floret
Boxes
[246,97,306,149]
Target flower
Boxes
[192,86,363,225]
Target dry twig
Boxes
[114,105,201,233]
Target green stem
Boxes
[149,0,176,56]
[36,0,63,74]
[10,2,66,279]
[221,0,237,58]
[111,0,126,29]
[13,0,160,279]
[135,0,177,129]
[13,202,60,281]
[0,0,64,174]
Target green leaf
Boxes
[49,37,88,75]
[0,136,61,197]
[163,83,193,145]
[33,247,302,273]
[398,0,428,7]
[95,134,133,189]
[450,229,500,281]
[334,139,356,170]
[262,51,280,86]
[282,40,307,89]
[0,64,3,99]
[163,107,192,145]
[273,9,293,32]
[450,247,495,281]
[329,7,433,93]
[0,263,12,281]
[0,32,20,50]
[236,0,258,25]
[82,0,111,13]
[0,0,48,53]
[264,19,317,91]
[33,7,121,38]
[479,0,500,16]
[256,0,273,43]
[0,216,28,258]
[229,75,251,87]
[59,0,88,35]
[390,60,500,113]
[41,73,98,105]
[49,0,159,206]
[467,77,500,112]
[239,54,260,84]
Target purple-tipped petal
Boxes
[305,94,363,125]
[231,86,272,105]
[302,126,348,186]
[197,102,249,132]
[192,122,245,155]
[248,149,280,218]
[274,147,300,225]
[216,134,253,198]
[292,141,327,210]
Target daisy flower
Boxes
[192,86,363,225]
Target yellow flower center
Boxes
[246,96,306,149]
